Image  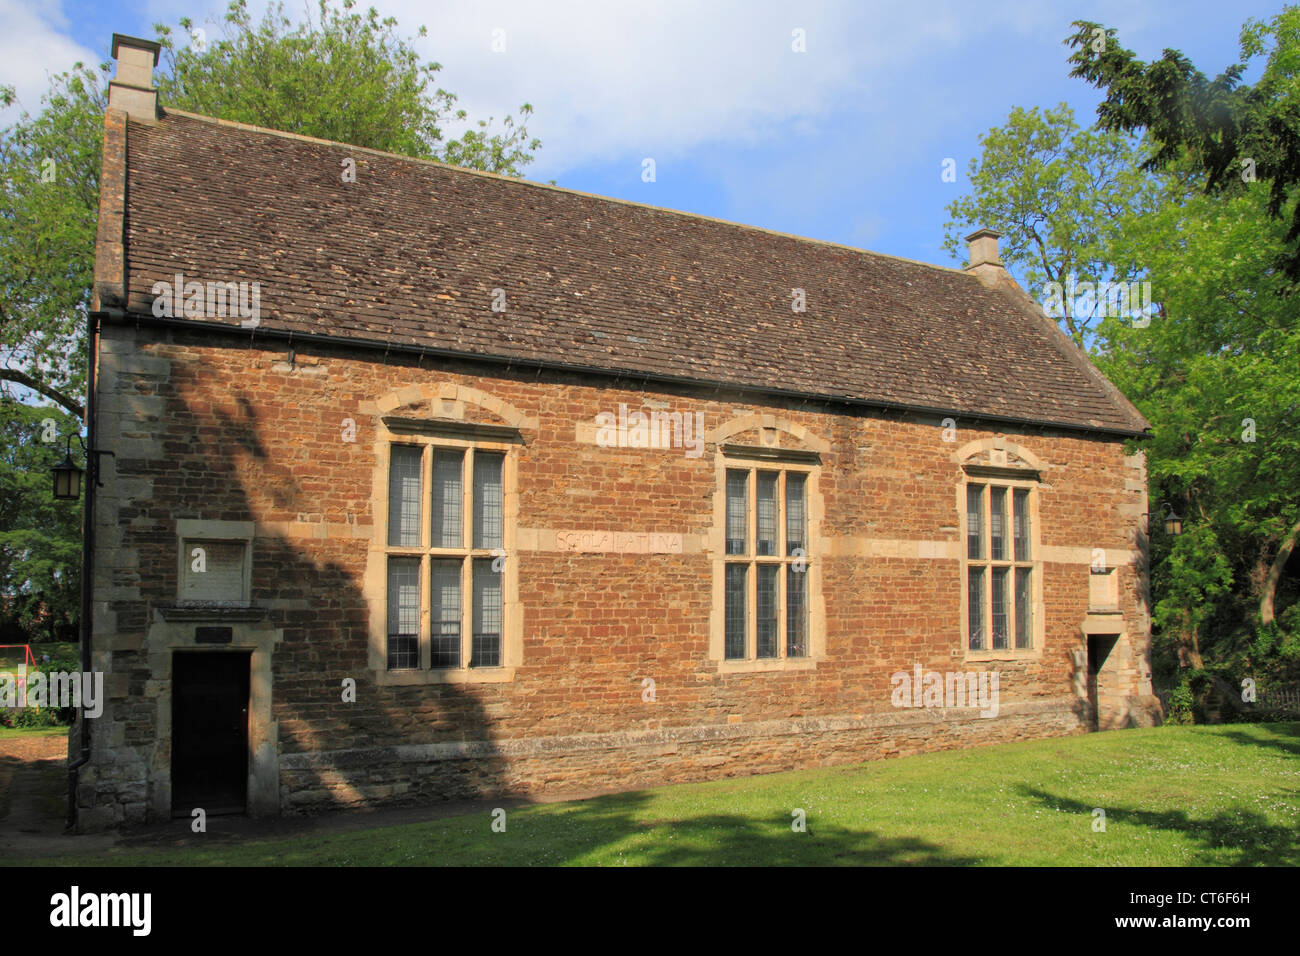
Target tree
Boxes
[156,0,540,172]
[948,14,1300,687]
[0,62,106,418]
[0,398,82,643]
[1067,8,1300,287]
[943,103,1178,345]
[1092,165,1300,681]
[1073,9,1300,681]
[0,0,543,420]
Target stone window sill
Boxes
[375,666,516,686]
[715,658,818,674]
[963,649,1041,663]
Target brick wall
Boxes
[77,322,1157,828]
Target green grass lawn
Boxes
[0,642,77,666]
[0,725,67,739]
[10,722,1299,866]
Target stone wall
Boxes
[76,323,1157,829]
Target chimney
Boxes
[964,228,1007,288]
[108,33,161,121]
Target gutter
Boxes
[93,310,1151,441]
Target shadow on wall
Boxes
[160,345,512,816]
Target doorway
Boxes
[1086,635,1118,731]
[171,651,251,816]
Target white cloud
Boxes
[1,0,1173,249]
[385,0,1167,180]
[0,0,101,127]
[385,0,984,175]
[7,0,1168,179]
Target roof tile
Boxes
[118,110,1148,435]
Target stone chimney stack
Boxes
[108,33,161,121]
[964,228,1008,288]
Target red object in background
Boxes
[0,644,38,668]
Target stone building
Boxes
[74,34,1160,830]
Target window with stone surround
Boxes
[381,437,512,673]
[961,476,1040,657]
[718,458,815,666]
[366,392,526,686]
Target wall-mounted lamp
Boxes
[50,434,113,501]
[1143,503,1183,536]
[52,436,84,501]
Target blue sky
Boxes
[1,0,1287,274]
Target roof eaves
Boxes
[94,307,1152,440]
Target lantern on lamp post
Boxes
[52,436,84,501]
[1143,503,1183,536]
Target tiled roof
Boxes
[111,109,1148,435]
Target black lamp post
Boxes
[52,436,84,501]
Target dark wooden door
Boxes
[172,651,250,815]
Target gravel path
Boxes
[0,732,117,858]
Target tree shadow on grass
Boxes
[1213,722,1300,758]
[1015,786,1300,867]
[439,789,983,867]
